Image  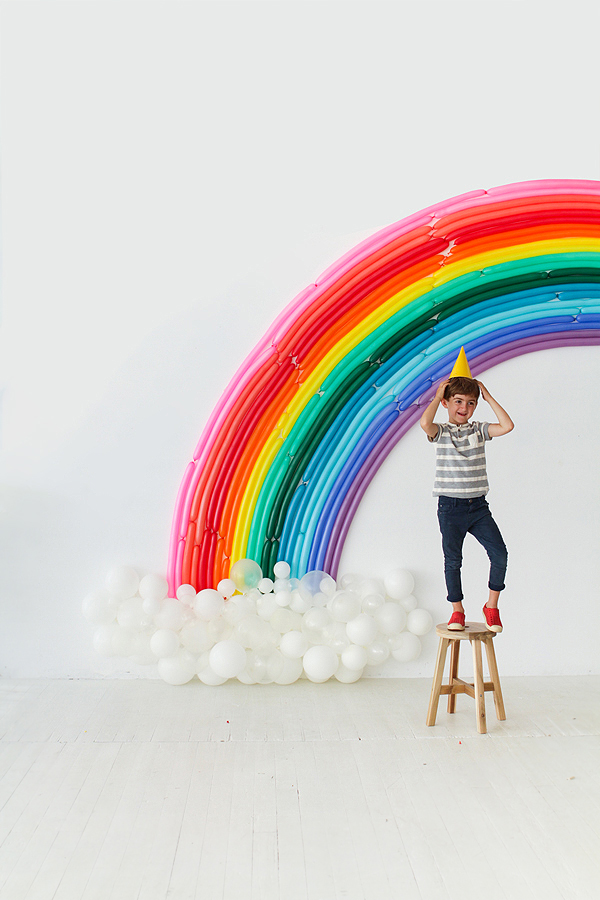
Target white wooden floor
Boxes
[0,677,598,900]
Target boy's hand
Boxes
[477,381,490,403]
[476,381,514,436]
[434,379,450,402]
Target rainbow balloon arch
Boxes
[168,179,600,594]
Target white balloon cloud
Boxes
[85,561,434,685]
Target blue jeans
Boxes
[437,495,507,603]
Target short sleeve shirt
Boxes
[429,421,492,497]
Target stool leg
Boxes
[472,638,487,734]
[427,637,450,726]
[484,637,506,721]
[447,640,460,714]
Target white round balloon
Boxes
[105,566,139,600]
[400,593,418,612]
[303,645,339,683]
[150,629,180,658]
[341,644,368,671]
[391,632,422,662]
[275,656,303,685]
[346,613,377,647]
[273,560,291,579]
[129,632,156,666]
[176,583,197,606]
[258,577,274,594]
[375,603,407,636]
[111,626,135,657]
[93,623,117,656]
[117,597,153,631]
[139,573,169,604]
[383,568,415,601]
[407,608,433,636]
[334,663,363,683]
[198,666,228,686]
[194,589,225,621]
[217,578,237,599]
[209,640,247,678]
[155,598,188,631]
[180,620,213,654]
[158,656,195,685]
[280,630,309,659]
[329,591,361,623]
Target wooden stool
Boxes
[426,622,506,734]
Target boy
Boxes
[420,373,514,632]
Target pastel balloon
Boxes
[93,624,117,656]
[180,620,213,654]
[399,594,418,612]
[375,603,407,635]
[273,560,291,579]
[176,583,197,605]
[346,613,378,647]
[117,597,153,632]
[280,630,309,659]
[341,644,368,671]
[246,648,284,684]
[155,598,189,632]
[142,596,162,617]
[256,593,278,620]
[111,626,135,657]
[269,608,298,633]
[178,649,199,677]
[362,593,385,615]
[234,615,276,650]
[198,666,228,686]
[217,578,237,599]
[329,590,361,623]
[302,608,330,634]
[258,577,275,594]
[230,558,263,592]
[383,569,415,601]
[334,662,363,683]
[407,608,434,636]
[129,632,156,666]
[275,590,292,608]
[275,656,303,684]
[299,570,329,599]
[150,629,180,658]
[139,573,169,604]
[194,589,225,621]
[391,632,422,662]
[159,656,195,685]
[105,566,139,600]
[324,622,350,654]
[209,640,247,678]
[365,641,390,666]
[207,617,233,643]
[303,645,339,683]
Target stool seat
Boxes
[426,621,506,734]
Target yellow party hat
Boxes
[449,346,472,379]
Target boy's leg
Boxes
[468,504,508,603]
[437,504,469,609]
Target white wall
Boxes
[1,2,599,678]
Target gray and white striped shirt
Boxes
[429,421,492,497]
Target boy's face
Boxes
[442,392,478,425]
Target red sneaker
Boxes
[447,611,465,631]
[483,605,503,633]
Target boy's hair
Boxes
[444,376,480,401]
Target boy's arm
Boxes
[477,382,514,436]
[419,379,449,439]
